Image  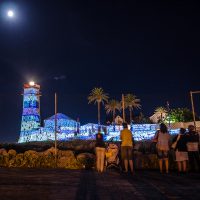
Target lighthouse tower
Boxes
[18,82,41,143]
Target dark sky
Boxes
[0,0,200,142]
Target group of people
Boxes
[154,123,200,174]
[95,122,134,174]
[95,122,200,174]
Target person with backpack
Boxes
[186,125,200,172]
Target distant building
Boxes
[115,115,123,125]
[44,113,77,133]
[18,83,180,143]
[149,113,167,123]
[19,82,41,143]
[18,83,79,143]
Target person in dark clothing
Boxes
[172,128,188,173]
[95,132,106,172]
[186,125,200,172]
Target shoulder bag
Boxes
[171,134,181,149]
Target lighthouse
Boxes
[18,81,41,143]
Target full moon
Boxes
[7,10,14,18]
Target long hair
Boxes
[160,123,168,133]
[122,122,128,129]
[180,128,186,134]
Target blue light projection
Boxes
[18,83,179,143]
[18,83,41,143]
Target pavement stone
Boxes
[0,168,200,200]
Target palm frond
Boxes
[88,87,109,104]
[124,93,141,110]
[154,107,167,114]
[105,99,121,115]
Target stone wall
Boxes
[169,121,200,130]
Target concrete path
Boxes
[0,168,200,200]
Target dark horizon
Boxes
[0,0,200,142]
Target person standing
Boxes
[156,123,170,173]
[186,125,200,172]
[95,131,106,172]
[120,122,134,174]
[172,128,188,174]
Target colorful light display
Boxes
[18,83,179,143]
[18,83,41,143]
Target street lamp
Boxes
[122,94,125,122]
[54,92,58,167]
[190,91,200,131]
[166,101,171,131]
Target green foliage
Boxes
[167,107,199,122]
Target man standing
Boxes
[187,125,200,172]
[120,122,134,174]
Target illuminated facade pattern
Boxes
[43,113,79,140]
[18,83,41,143]
[18,83,179,143]
[44,113,77,131]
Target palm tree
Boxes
[88,87,109,125]
[105,99,121,123]
[124,94,141,123]
[154,107,167,122]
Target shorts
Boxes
[121,146,133,160]
[157,150,169,160]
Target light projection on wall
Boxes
[18,83,41,143]
[18,83,179,143]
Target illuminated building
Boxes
[18,83,179,143]
[18,82,41,143]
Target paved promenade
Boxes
[0,168,200,200]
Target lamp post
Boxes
[122,94,125,122]
[166,101,171,131]
[190,91,200,131]
[54,92,58,167]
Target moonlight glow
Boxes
[7,10,14,18]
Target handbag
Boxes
[171,134,181,149]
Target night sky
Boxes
[0,0,200,142]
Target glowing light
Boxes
[19,84,41,143]
[18,84,179,143]
[29,81,35,86]
[7,10,14,18]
